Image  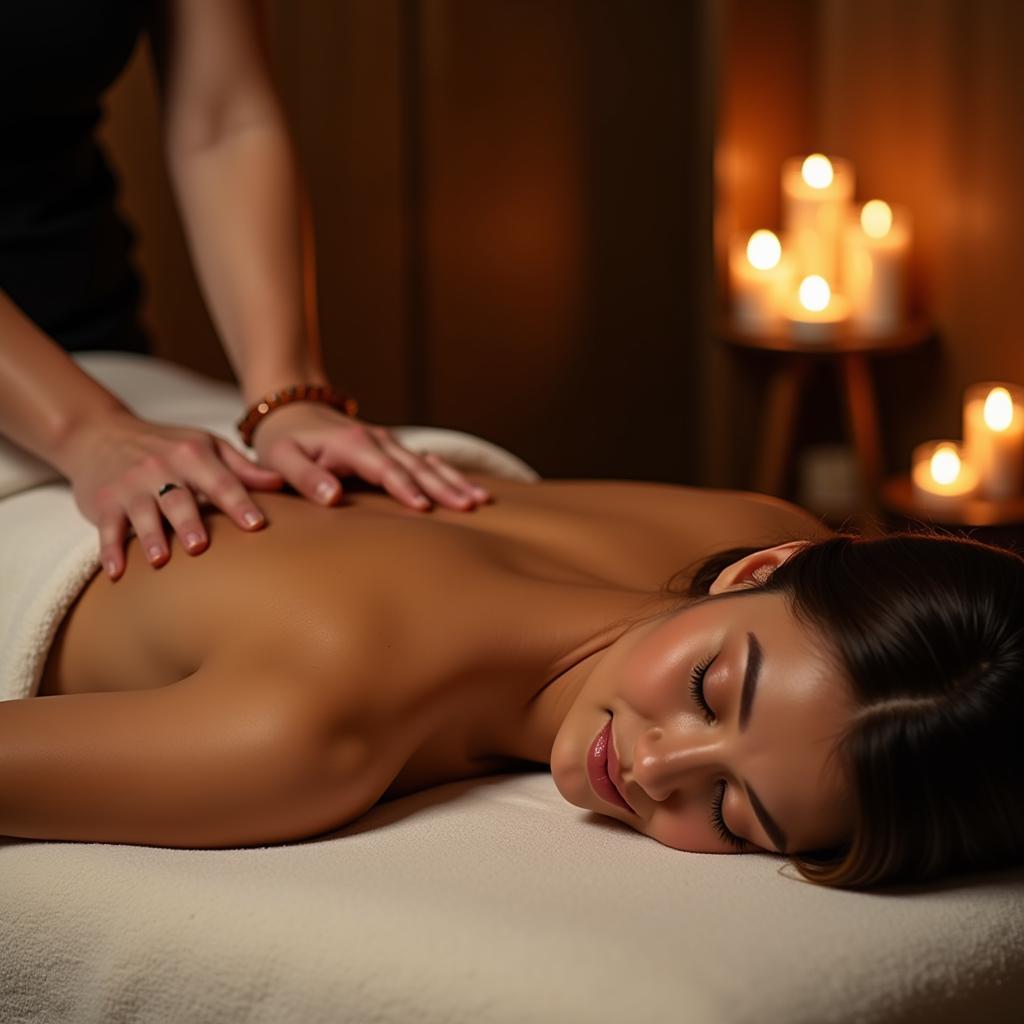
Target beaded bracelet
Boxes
[236,383,359,447]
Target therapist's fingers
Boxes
[154,481,210,558]
[98,508,130,580]
[372,433,485,510]
[421,451,493,504]
[214,437,286,491]
[124,493,173,570]
[257,436,348,505]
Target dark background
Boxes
[100,0,1024,496]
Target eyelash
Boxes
[688,654,748,851]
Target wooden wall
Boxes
[99,1,717,484]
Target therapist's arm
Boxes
[0,289,132,472]
[148,0,330,407]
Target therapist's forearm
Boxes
[166,117,330,406]
[0,289,132,475]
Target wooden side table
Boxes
[719,317,933,511]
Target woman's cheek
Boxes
[618,644,686,713]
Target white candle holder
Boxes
[728,230,793,333]
[784,274,849,342]
[843,201,912,336]
[781,154,855,285]
[962,382,1024,501]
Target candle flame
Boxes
[746,230,782,271]
[930,444,961,486]
[798,275,831,312]
[983,386,1014,432]
[861,200,893,239]
[801,154,834,189]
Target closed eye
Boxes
[688,653,749,851]
[688,653,716,724]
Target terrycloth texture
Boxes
[3,355,1024,1023]
[0,352,539,702]
[1,774,1023,1024]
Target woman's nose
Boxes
[632,724,720,803]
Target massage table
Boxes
[1,354,1022,1023]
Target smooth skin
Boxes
[541,542,858,856]
[6,478,849,853]
[0,0,488,585]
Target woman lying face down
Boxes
[14,478,1024,891]
[546,545,856,859]
[544,532,1024,889]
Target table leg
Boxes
[755,356,808,497]
[839,353,883,511]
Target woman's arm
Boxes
[147,0,328,405]
[0,661,358,848]
[0,289,131,473]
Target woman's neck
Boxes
[475,583,676,765]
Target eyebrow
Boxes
[736,630,789,855]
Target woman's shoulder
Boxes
[501,476,835,545]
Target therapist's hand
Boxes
[248,401,492,512]
[58,410,286,580]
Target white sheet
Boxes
[1,355,1022,1024]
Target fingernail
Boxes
[413,494,430,508]
[317,482,338,503]
[244,510,263,527]
[148,545,164,563]
[472,488,490,501]
[106,560,117,578]
[185,531,204,551]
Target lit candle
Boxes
[729,229,793,332]
[911,440,979,510]
[843,200,912,335]
[781,154,855,284]
[784,274,849,342]
[962,382,1024,500]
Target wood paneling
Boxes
[99,1,716,483]
[416,0,714,480]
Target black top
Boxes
[0,0,154,354]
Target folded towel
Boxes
[0,352,540,703]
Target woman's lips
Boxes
[587,718,635,813]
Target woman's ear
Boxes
[708,539,810,596]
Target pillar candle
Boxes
[843,200,912,335]
[911,440,978,511]
[729,230,792,332]
[962,382,1024,500]
[781,154,855,284]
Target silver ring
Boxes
[157,482,181,497]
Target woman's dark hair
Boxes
[665,527,1024,891]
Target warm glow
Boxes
[930,444,962,485]
[860,200,893,239]
[983,386,1015,432]
[801,154,834,189]
[746,230,782,270]
[798,275,831,312]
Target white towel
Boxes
[0,352,539,703]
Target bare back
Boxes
[38,476,834,798]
